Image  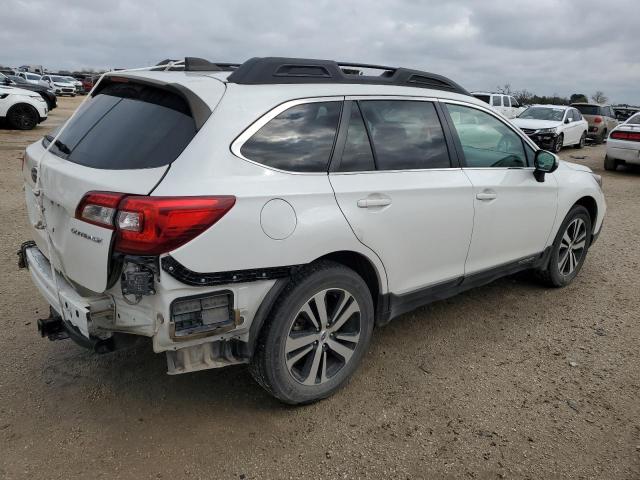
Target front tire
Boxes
[250,261,374,404]
[7,104,38,130]
[536,206,592,288]
[553,134,564,153]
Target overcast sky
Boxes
[2,0,638,104]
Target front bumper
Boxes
[524,132,559,150]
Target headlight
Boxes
[538,127,558,134]
[591,173,603,189]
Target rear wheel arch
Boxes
[245,251,384,360]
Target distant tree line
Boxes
[495,84,609,105]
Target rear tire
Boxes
[596,129,607,144]
[575,131,586,149]
[7,104,38,130]
[535,205,592,288]
[604,155,617,171]
[250,261,374,404]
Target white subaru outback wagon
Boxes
[19,57,605,404]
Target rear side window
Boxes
[43,82,197,170]
[473,94,491,105]
[358,100,450,170]
[241,102,341,172]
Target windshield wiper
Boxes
[44,135,71,155]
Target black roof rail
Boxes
[153,58,241,72]
[225,57,469,95]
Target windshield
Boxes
[473,94,491,105]
[518,107,565,121]
[626,113,640,125]
[574,104,600,115]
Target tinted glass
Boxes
[241,102,341,172]
[446,104,526,168]
[339,103,375,172]
[574,104,600,115]
[492,96,502,106]
[503,96,511,107]
[359,100,450,170]
[473,94,491,104]
[626,113,640,125]
[42,82,196,170]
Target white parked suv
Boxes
[471,92,525,119]
[39,75,76,96]
[513,105,589,153]
[0,83,48,129]
[19,57,606,404]
[16,71,43,85]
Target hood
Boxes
[512,118,561,130]
[0,85,41,97]
[54,81,75,86]
[560,160,592,173]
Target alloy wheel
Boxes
[12,105,36,129]
[554,135,563,153]
[284,288,361,386]
[557,218,587,276]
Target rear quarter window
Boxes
[43,81,197,170]
[240,101,341,172]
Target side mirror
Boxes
[564,118,571,124]
[533,150,558,182]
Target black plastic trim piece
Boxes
[226,57,469,95]
[379,249,551,323]
[161,256,300,287]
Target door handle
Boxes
[357,197,392,208]
[476,192,497,201]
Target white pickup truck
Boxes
[471,92,526,119]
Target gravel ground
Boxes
[1,97,639,480]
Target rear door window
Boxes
[43,81,197,170]
[503,96,511,107]
[492,96,502,107]
[358,100,450,170]
[241,101,341,172]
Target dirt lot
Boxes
[1,96,638,480]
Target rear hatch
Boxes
[23,73,225,293]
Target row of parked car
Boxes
[472,91,629,154]
[0,70,100,130]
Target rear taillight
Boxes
[610,130,640,141]
[594,116,603,124]
[75,193,236,255]
[75,192,125,229]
